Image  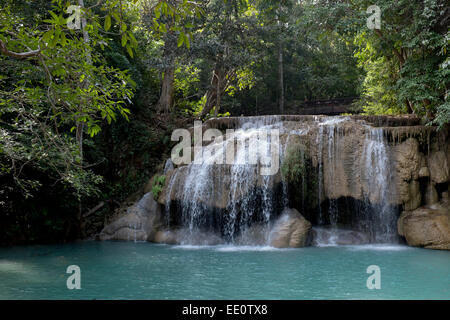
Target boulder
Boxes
[99,193,162,241]
[153,230,179,244]
[398,201,450,250]
[428,150,450,184]
[269,208,311,248]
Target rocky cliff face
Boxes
[99,115,450,249]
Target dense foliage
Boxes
[0,0,448,244]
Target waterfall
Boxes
[361,127,399,243]
[313,117,347,245]
[316,124,324,224]
[162,115,400,246]
[164,117,286,244]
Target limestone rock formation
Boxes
[428,150,450,184]
[424,182,439,205]
[158,116,450,214]
[99,193,162,241]
[398,199,450,250]
[99,115,450,250]
[269,208,312,248]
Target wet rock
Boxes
[394,138,421,181]
[99,193,162,241]
[418,167,430,178]
[153,229,223,245]
[163,159,175,173]
[403,180,422,211]
[424,182,438,205]
[321,125,365,201]
[269,208,311,248]
[392,138,423,209]
[154,230,179,244]
[235,224,269,246]
[311,227,371,246]
[428,150,450,184]
[398,201,450,250]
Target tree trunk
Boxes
[405,100,414,114]
[156,29,176,114]
[278,41,284,114]
[157,67,175,114]
[200,63,222,118]
[214,73,221,117]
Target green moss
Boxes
[151,174,166,200]
[281,140,321,211]
[281,141,307,184]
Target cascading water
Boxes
[164,118,287,244]
[313,120,399,245]
[313,117,354,246]
[361,127,399,243]
[316,119,342,245]
[162,115,400,246]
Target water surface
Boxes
[0,241,448,299]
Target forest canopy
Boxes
[0,0,449,244]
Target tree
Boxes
[305,0,449,123]
[140,0,205,114]
[196,0,261,118]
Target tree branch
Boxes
[0,39,40,59]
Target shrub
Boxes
[151,175,166,200]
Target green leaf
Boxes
[104,15,111,31]
[49,11,58,21]
[177,33,184,47]
[42,30,54,44]
[128,31,138,47]
[184,33,190,48]
[126,45,134,58]
[111,11,120,22]
[121,33,127,47]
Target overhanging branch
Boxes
[0,39,41,59]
